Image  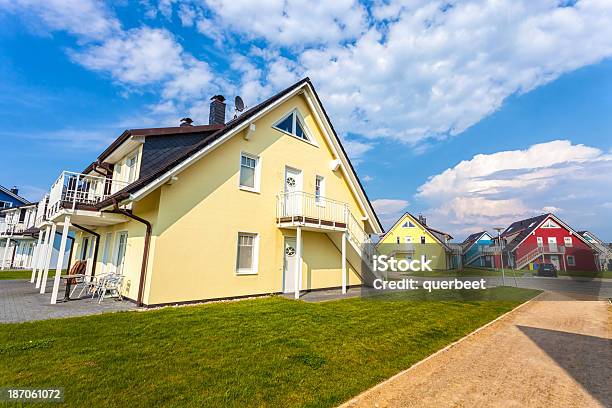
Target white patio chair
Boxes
[97,274,124,304]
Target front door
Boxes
[283,237,297,293]
[550,255,560,270]
[284,167,302,217]
[548,237,557,252]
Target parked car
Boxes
[537,263,558,277]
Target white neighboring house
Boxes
[580,231,612,271]
[0,203,71,271]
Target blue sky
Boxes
[1,0,611,240]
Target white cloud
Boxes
[222,0,612,143]
[71,27,185,85]
[197,0,367,47]
[372,198,410,230]
[416,140,612,238]
[362,175,374,183]
[0,0,120,40]
[342,139,374,160]
[372,199,409,215]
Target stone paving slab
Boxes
[0,279,137,323]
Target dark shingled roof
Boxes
[461,231,489,251]
[503,213,549,252]
[90,77,383,232]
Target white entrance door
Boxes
[550,255,560,269]
[283,237,297,293]
[548,237,557,252]
[284,167,302,217]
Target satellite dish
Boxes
[235,96,245,112]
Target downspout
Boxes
[65,236,75,273]
[106,200,152,307]
[71,224,100,277]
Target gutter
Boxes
[72,223,100,277]
[105,200,152,307]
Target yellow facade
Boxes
[377,213,450,270]
[69,91,376,305]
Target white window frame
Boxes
[567,255,575,266]
[0,200,12,209]
[564,236,573,247]
[541,219,560,228]
[126,152,139,183]
[315,175,325,206]
[272,109,318,147]
[236,232,259,275]
[101,232,114,274]
[537,237,543,247]
[239,152,261,193]
[113,231,129,275]
[404,236,412,243]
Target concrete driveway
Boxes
[342,291,611,407]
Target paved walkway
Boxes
[0,279,137,323]
[342,291,611,408]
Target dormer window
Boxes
[273,110,311,142]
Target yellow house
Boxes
[31,78,384,306]
[377,213,458,270]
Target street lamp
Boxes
[494,227,505,286]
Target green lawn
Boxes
[0,287,538,407]
[0,269,35,280]
[0,269,67,280]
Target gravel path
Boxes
[342,291,611,408]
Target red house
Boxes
[498,213,600,271]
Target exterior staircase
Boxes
[515,244,565,270]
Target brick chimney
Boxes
[418,214,427,226]
[209,95,226,125]
[10,186,18,195]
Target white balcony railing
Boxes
[516,244,566,269]
[35,195,49,227]
[47,171,128,219]
[0,221,26,237]
[276,191,349,226]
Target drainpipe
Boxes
[71,224,100,277]
[65,236,75,273]
[106,200,152,307]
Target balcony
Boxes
[46,171,128,221]
[276,191,349,230]
[0,221,26,237]
[35,195,49,228]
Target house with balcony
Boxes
[499,213,600,271]
[0,185,30,211]
[0,203,38,269]
[31,78,383,306]
[461,231,496,268]
[578,230,612,271]
[377,213,461,270]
